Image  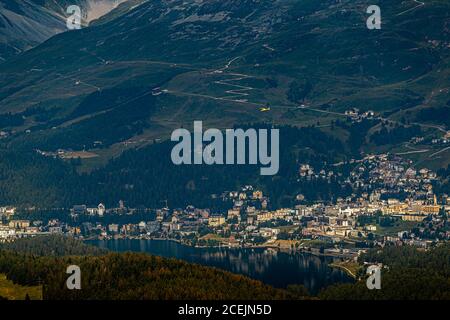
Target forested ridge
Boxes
[1,118,445,210]
[0,125,351,209]
[0,235,107,256]
[319,244,450,300]
[0,236,306,300]
[0,236,449,300]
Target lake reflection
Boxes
[89,239,354,294]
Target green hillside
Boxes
[320,243,450,300]
[1,1,448,143]
[0,0,449,207]
[0,274,42,300]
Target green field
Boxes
[0,274,42,300]
[374,221,419,236]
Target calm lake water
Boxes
[89,239,354,294]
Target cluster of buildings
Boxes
[343,154,443,216]
[431,131,450,145]
[0,216,81,240]
[344,108,376,121]
[1,154,449,251]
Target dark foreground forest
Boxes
[0,236,305,300]
[319,243,450,300]
[0,236,449,300]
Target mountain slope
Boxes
[0,0,448,180]
[2,0,449,104]
[0,0,132,61]
[0,0,65,61]
[36,0,130,23]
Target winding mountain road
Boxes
[397,0,425,16]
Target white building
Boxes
[0,226,16,239]
[98,203,106,216]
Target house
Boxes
[0,206,16,218]
[252,190,263,199]
[49,226,63,234]
[208,215,225,227]
[259,228,279,239]
[256,211,273,223]
[227,209,241,220]
[9,220,30,230]
[239,193,247,200]
[98,203,106,216]
[0,226,15,239]
[138,221,147,231]
[108,224,119,233]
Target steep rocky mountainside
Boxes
[0,0,130,61]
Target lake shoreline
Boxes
[85,236,358,259]
[328,261,360,279]
[86,238,355,294]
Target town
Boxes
[1,153,449,259]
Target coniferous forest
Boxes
[0,236,304,300]
[0,125,351,210]
[0,236,449,300]
[319,244,450,300]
